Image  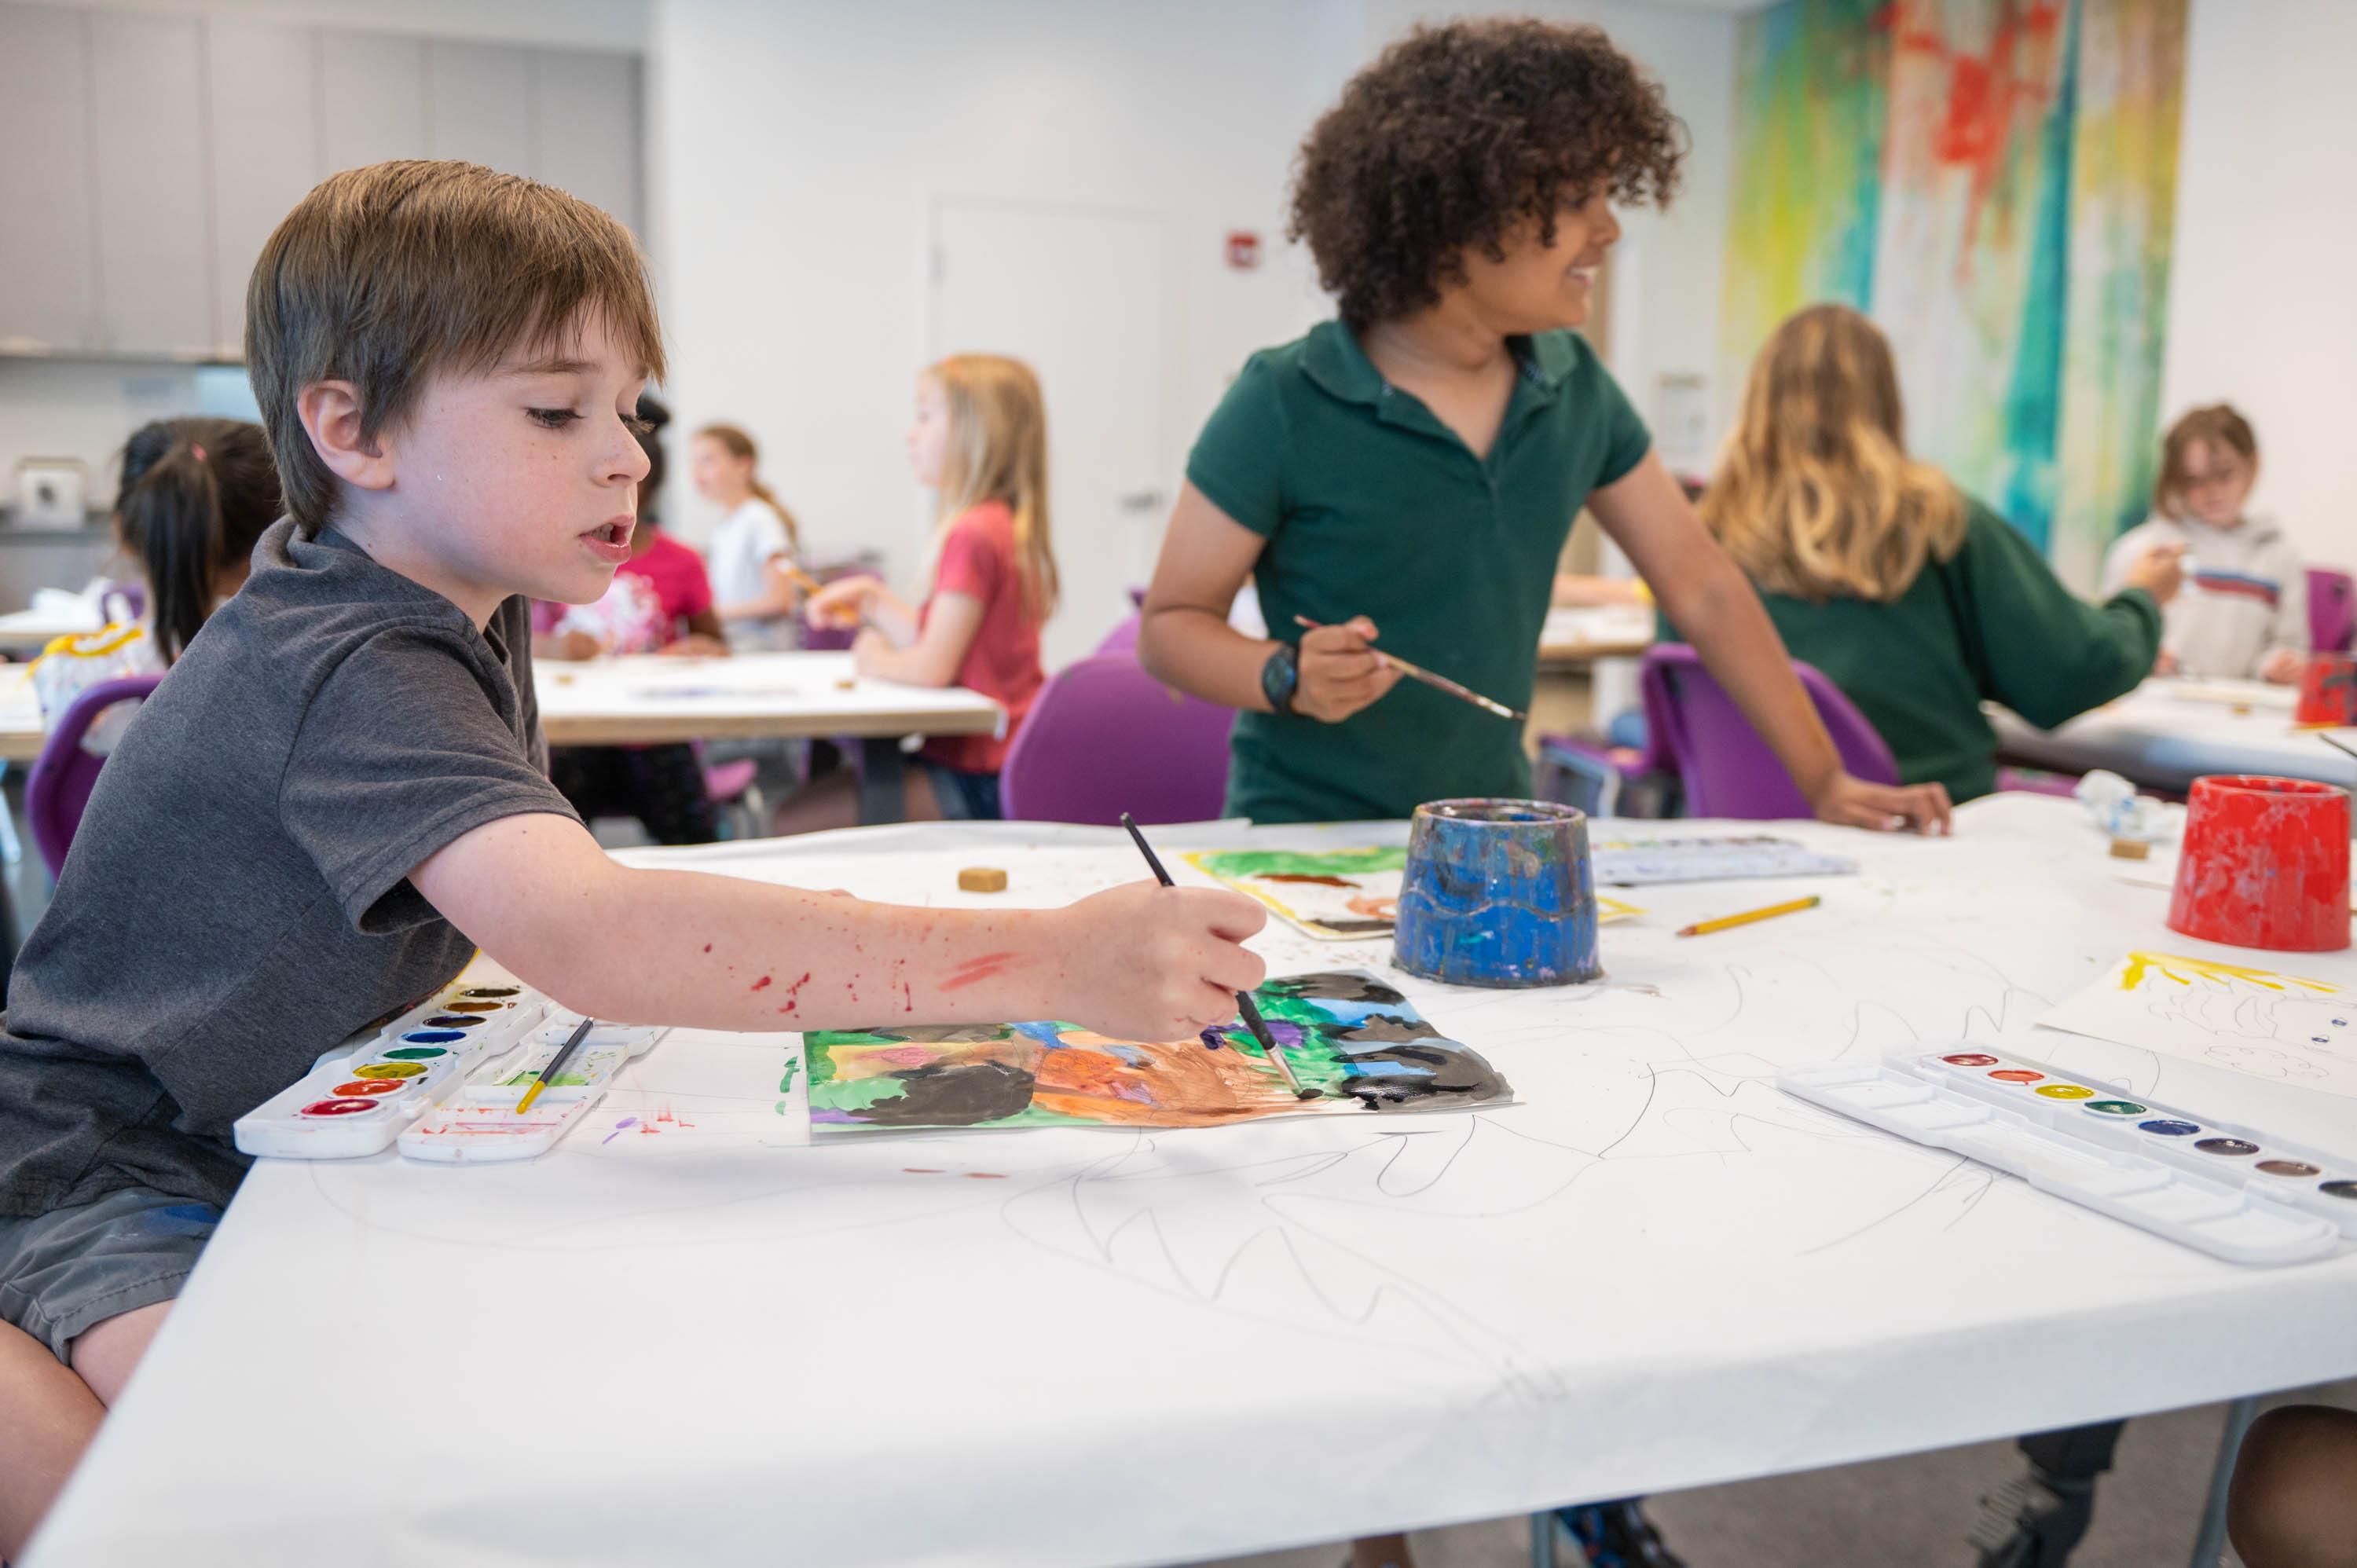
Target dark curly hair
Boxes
[1290,19,1685,328]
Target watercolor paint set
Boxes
[1780,1046,2356,1266]
[233,983,551,1159]
[398,1019,669,1163]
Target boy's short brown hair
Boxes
[246,159,666,530]
[1290,19,1684,328]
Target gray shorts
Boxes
[0,1186,219,1364]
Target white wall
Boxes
[651,0,1351,590]
[651,0,1740,599]
[8,0,643,49]
[2160,0,2355,570]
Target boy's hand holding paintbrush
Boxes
[1288,614,1406,721]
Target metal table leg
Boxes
[857,737,907,825]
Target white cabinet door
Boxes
[533,49,640,236]
[320,31,424,175]
[427,41,533,175]
[0,4,101,352]
[206,20,321,357]
[89,11,213,357]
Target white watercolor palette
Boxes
[1780,1046,2355,1266]
[233,982,551,1160]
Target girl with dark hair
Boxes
[114,417,281,664]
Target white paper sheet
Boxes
[2039,951,2357,1100]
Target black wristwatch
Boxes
[1260,641,1300,716]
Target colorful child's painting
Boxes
[1186,848,1639,940]
[2038,951,2357,1101]
[1725,0,2186,588]
[805,971,1512,1133]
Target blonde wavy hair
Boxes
[927,354,1059,621]
[1702,303,1966,603]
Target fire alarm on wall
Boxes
[1225,231,1261,270]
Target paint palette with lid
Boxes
[1780,1046,2356,1266]
[233,982,552,1160]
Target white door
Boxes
[928,197,1166,670]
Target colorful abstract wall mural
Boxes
[1723,0,2186,587]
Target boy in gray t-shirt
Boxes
[0,160,1268,1555]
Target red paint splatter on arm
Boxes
[751,975,772,992]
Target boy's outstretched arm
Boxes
[411,814,1268,1042]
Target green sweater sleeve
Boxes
[1943,500,2161,730]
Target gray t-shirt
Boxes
[0,520,578,1214]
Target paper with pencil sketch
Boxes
[2037,951,2357,1100]
[1185,847,1640,940]
[1589,833,1857,886]
[804,970,1512,1132]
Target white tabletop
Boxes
[1992,676,2351,792]
[32,797,2357,1568]
[0,669,44,763]
[534,650,1003,746]
[0,604,103,655]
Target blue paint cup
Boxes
[1393,798,1600,987]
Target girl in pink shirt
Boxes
[790,355,1058,825]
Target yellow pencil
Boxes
[1675,894,1821,938]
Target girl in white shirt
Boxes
[694,423,804,650]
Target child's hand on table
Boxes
[1294,615,1403,722]
[2154,649,2181,676]
[1809,770,1953,835]
[2262,648,2306,684]
[1056,881,1269,1042]
[805,577,874,631]
[661,634,731,659]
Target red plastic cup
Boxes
[2295,653,2357,728]
[2168,775,2351,951]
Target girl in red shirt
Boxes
[792,354,1058,824]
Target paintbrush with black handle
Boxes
[1118,813,1315,1100]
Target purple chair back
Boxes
[803,570,881,653]
[2308,568,2355,653]
[1094,614,1141,656]
[27,673,165,878]
[999,654,1235,826]
[1640,645,1897,819]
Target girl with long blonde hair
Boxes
[791,354,1058,826]
[1688,303,2183,801]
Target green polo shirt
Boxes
[1188,319,1649,822]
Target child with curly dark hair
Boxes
[1139,18,1948,840]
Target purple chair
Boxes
[1094,614,1141,656]
[2308,568,2355,653]
[998,654,1235,826]
[27,673,164,877]
[1640,645,1897,819]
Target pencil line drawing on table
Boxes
[30,802,2357,1568]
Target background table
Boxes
[34,796,2357,1568]
[1991,676,2351,793]
[1535,603,1653,669]
[0,604,104,657]
[537,650,1003,822]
